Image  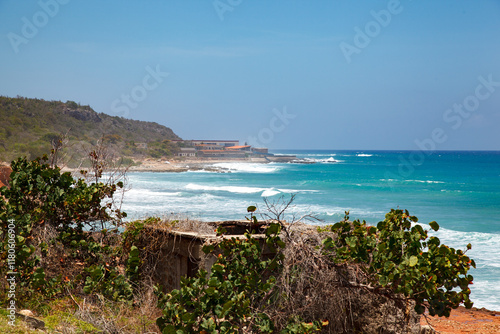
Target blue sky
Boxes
[1,0,499,150]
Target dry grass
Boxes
[70,286,161,334]
[263,224,421,333]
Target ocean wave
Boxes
[212,162,281,173]
[186,183,265,194]
[379,179,445,184]
[185,183,316,197]
[185,169,219,174]
[356,154,373,157]
[467,280,500,310]
[122,192,250,222]
[292,204,385,221]
[125,188,182,200]
[303,157,341,163]
[406,179,445,184]
[262,187,318,196]
[296,153,337,157]
[261,188,281,197]
[441,189,466,193]
[278,188,319,194]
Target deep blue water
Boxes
[121,150,500,310]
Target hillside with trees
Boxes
[0,96,181,166]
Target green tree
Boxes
[66,100,78,109]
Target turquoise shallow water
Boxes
[121,150,500,310]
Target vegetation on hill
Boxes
[0,96,181,165]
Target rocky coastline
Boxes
[126,157,267,173]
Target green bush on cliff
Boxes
[0,155,132,304]
[322,209,475,317]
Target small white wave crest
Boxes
[407,179,445,184]
[186,183,263,194]
[303,157,341,163]
[125,188,182,200]
[261,188,281,197]
[212,162,280,173]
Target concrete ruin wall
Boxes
[140,221,271,292]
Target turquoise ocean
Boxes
[121,150,500,311]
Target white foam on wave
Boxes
[356,154,373,157]
[279,188,319,194]
[407,179,445,184]
[303,157,341,163]
[185,169,217,173]
[185,183,316,197]
[261,188,281,197]
[212,162,280,173]
[185,183,318,196]
[467,280,500,310]
[297,153,337,157]
[294,204,385,221]
[441,189,466,193]
[125,188,182,201]
[122,188,249,221]
[379,179,445,184]
[186,183,264,194]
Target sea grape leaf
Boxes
[429,221,439,231]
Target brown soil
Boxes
[0,165,12,187]
[421,306,500,333]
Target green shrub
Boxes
[322,209,475,317]
[156,219,326,333]
[0,155,132,304]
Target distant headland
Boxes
[0,95,300,168]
